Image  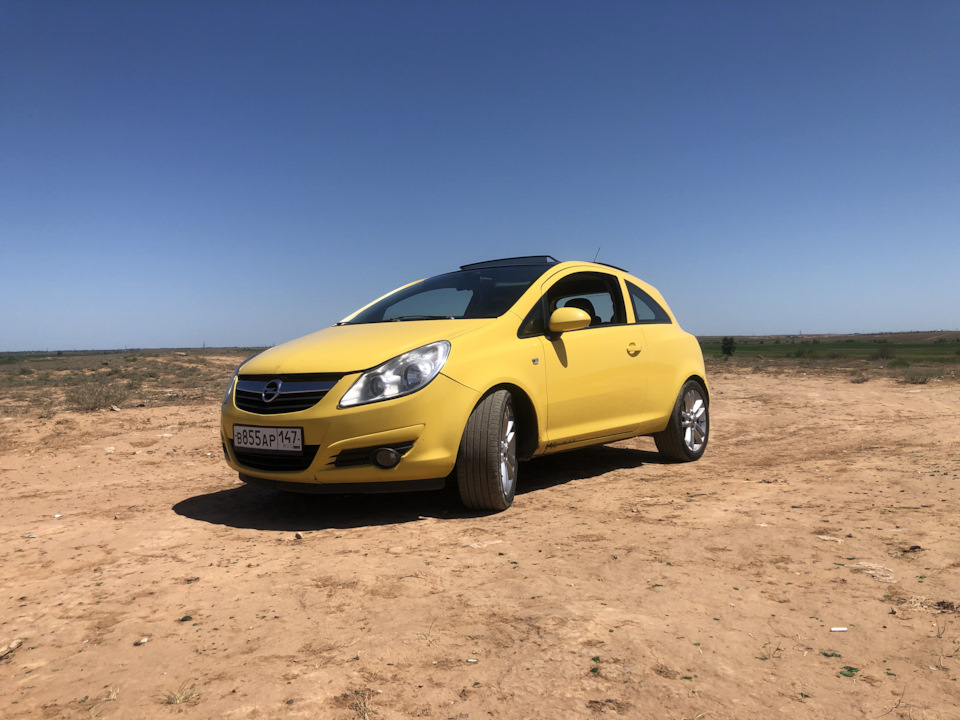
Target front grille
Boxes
[232,443,321,472]
[235,374,342,415]
[333,442,415,467]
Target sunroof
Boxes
[459,256,559,271]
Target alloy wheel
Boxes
[680,387,708,453]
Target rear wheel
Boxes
[654,380,709,462]
[456,390,517,511]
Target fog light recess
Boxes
[371,447,401,469]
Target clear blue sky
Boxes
[2,1,957,351]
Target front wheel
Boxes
[456,390,517,511]
[654,380,709,462]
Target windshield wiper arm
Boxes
[388,315,456,321]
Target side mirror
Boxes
[548,306,591,334]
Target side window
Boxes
[519,272,626,336]
[627,282,671,324]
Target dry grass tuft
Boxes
[87,687,119,714]
[161,680,201,705]
[902,369,930,385]
[416,618,441,645]
[342,687,377,719]
[853,562,895,583]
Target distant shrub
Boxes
[721,336,736,356]
[65,379,129,411]
[869,347,894,361]
[827,351,846,360]
[902,369,929,385]
[850,372,869,384]
[888,358,911,368]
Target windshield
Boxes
[342,264,551,324]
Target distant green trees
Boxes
[721,336,736,357]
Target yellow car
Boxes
[220,256,708,511]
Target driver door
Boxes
[526,271,648,448]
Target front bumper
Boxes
[220,373,478,487]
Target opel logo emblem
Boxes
[262,379,283,403]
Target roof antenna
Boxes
[593,246,601,262]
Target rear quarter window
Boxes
[627,282,671,324]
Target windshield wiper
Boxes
[387,315,456,321]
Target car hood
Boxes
[240,319,495,375]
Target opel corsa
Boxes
[220,256,709,511]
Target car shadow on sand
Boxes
[172,445,665,532]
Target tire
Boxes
[653,379,709,462]
[456,390,518,511]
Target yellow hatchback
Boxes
[220,256,709,511]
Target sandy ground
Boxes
[1,366,959,719]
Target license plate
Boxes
[233,425,303,453]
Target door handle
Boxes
[626,343,641,357]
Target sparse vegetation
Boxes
[903,369,930,385]
[65,379,129,411]
[87,687,119,713]
[793,345,818,359]
[0,348,261,417]
[755,641,783,661]
[416,619,440,645]
[699,333,960,384]
[161,680,200,705]
[349,688,377,719]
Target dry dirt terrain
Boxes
[2,358,959,719]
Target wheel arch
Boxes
[476,383,540,461]
[686,373,710,402]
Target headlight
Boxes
[223,352,261,405]
[339,341,451,408]
[222,365,241,405]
